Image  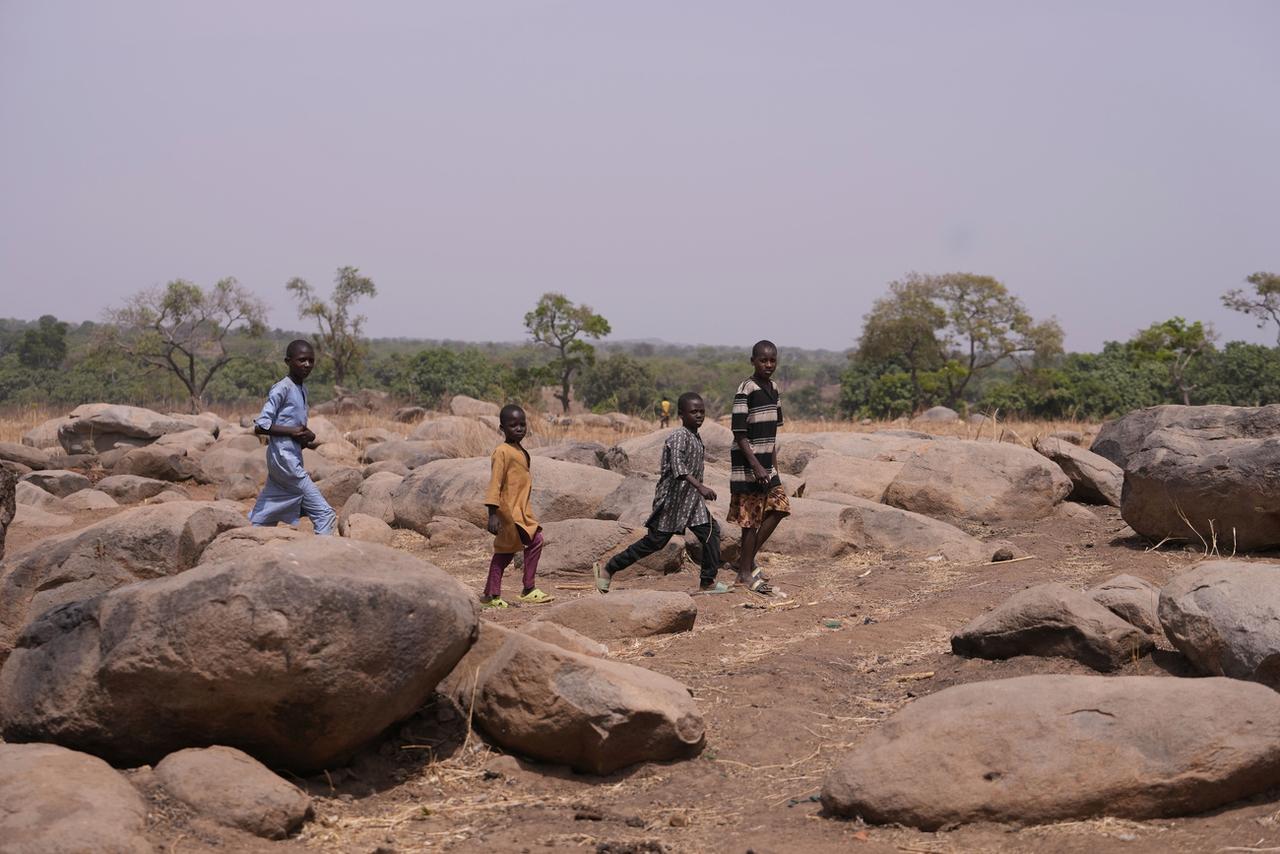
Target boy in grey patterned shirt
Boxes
[594,393,730,594]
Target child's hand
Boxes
[699,485,717,502]
[487,512,502,536]
[754,466,771,485]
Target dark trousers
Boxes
[606,520,722,585]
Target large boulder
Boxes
[15,479,62,512]
[0,501,248,665]
[339,512,396,545]
[913,405,959,424]
[111,444,202,482]
[391,457,622,536]
[199,446,268,482]
[883,441,1072,523]
[1121,422,1280,551]
[0,442,51,471]
[57,403,201,454]
[1089,574,1162,636]
[154,427,219,455]
[794,430,935,462]
[59,489,119,512]
[951,582,1154,671]
[595,473,657,526]
[472,634,704,774]
[361,439,451,467]
[197,526,306,565]
[409,415,498,453]
[538,518,684,576]
[1159,560,1280,687]
[821,675,1280,828]
[155,745,313,839]
[1032,436,1122,506]
[338,471,403,524]
[798,451,903,502]
[20,469,90,498]
[529,440,608,468]
[315,466,363,510]
[531,591,696,642]
[96,474,186,504]
[604,424,734,475]
[449,395,500,417]
[1092,404,1280,469]
[0,742,152,854]
[21,417,64,450]
[0,538,479,771]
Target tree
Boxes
[932,273,1064,407]
[856,274,947,411]
[1128,317,1217,406]
[286,266,378,388]
[579,352,656,413]
[107,278,268,412]
[1222,272,1280,345]
[523,293,611,413]
[17,315,68,370]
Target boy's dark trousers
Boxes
[605,520,721,585]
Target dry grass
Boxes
[0,400,1101,450]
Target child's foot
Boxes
[744,575,773,596]
[480,595,509,609]
[593,561,612,593]
[698,580,733,594]
[519,588,554,605]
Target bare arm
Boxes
[736,435,771,484]
[683,473,716,501]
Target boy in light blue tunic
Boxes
[248,339,336,535]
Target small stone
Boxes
[991,547,1015,562]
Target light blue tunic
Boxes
[248,376,336,535]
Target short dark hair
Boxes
[677,392,703,413]
[286,339,313,358]
[751,339,777,358]
[499,404,525,423]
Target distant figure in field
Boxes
[659,397,672,428]
[481,404,553,608]
[729,340,787,595]
[593,392,730,594]
[248,339,336,535]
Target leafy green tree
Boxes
[107,278,268,412]
[579,353,656,413]
[17,315,68,370]
[1128,317,1216,406]
[931,273,1064,407]
[406,347,502,407]
[286,266,377,388]
[1222,272,1280,345]
[857,274,946,410]
[1189,341,1280,406]
[523,293,611,413]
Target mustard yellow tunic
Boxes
[484,441,539,554]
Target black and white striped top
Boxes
[729,377,783,494]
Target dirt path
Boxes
[176,503,1276,854]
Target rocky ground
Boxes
[3,402,1280,853]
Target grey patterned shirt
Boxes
[646,427,711,533]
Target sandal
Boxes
[698,581,734,594]
[746,576,773,597]
[593,561,611,594]
[481,596,509,609]
[750,566,771,584]
[518,588,554,605]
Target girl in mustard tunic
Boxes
[481,405,553,608]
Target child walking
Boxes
[729,340,788,595]
[249,339,337,535]
[593,393,731,594]
[481,404,553,608]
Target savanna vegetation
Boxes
[1,269,1277,420]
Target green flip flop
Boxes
[592,561,611,593]
[698,581,734,594]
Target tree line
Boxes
[0,269,1276,420]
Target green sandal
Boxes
[593,561,611,593]
[698,581,734,594]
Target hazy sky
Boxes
[2,1,1277,352]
